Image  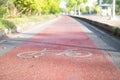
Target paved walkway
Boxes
[0,16,120,80]
[78,15,120,28]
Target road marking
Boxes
[17,48,93,58]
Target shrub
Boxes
[0,7,7,18]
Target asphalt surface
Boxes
[0,16,120,80]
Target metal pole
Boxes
[112,0,115,17]
[99,0,102,16]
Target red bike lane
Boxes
[0,16,120,80]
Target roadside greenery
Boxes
[0,0,60,30]
[116,0,120,14]
[0,0,60,18]
[0,15,56,29]
[0,0,120,17]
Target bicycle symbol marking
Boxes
[17,48,93,58]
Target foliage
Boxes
[66,0,76,11]
[0,0,8,6]
[116,0,120,14]
[66,0,88,14]
[65,0,120,14]
[77,0,88,5]
[49,0,60,14]
[14,0,60,15]
[0,14,56,29]
[0,0,60,30]
[0,0,120,16]
[0,0,8,18]
[0,19,15,29]
[0,7,7,18]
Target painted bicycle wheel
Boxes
[17,49,46,58]
[64,50,92,58]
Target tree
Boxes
[66,0,76,12]
[0,0,16,18]
[0,0,8,6]
[14,0,61,15]
[116,0,120,14]
[14,0,35,15]
[77,0,88,15]
[65,0,88,14]
[49,0,60,14]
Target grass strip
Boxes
[0,14,56,30]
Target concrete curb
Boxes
[70,15,120,37]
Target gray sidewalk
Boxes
[78,15,120,28]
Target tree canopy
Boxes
[66,0,88,14]
[14,0,60,15]
[0,0,61,17]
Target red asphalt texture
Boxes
[0,16,120,80]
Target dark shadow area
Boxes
[1,32,120,53]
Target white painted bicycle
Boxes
[17,48,93,58]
